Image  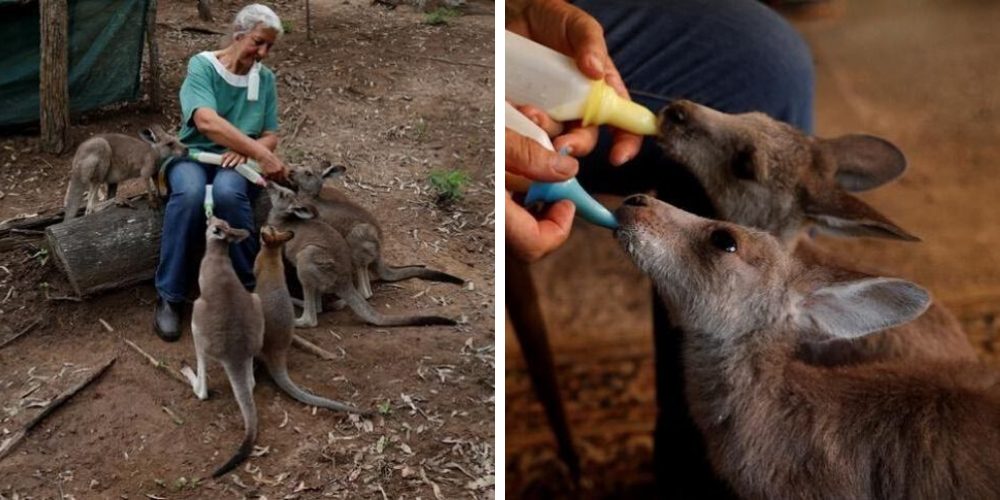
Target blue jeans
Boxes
[573,1,814,496]
[154,159,259,302]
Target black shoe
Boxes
[153,298,183,342]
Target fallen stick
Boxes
[0,357,116,460]
[289,113,309,143]
[0,318,42,351]
[123,338,190,387]
[292,334,337,360]
[385,49,492,69]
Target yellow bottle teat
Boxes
[582,80,659,135]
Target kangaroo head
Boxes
[260,225,294,248]
[266,181,318,220]
[656,100,916,245]
[614,195,929,344]
[139,125,189,161]
[288,161,347,197]
[206,216,250,243]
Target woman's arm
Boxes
[193,108,286,178]
[257,131,279,152]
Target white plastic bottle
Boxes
[505,30,657,136]
[504,102,618,229]
[190,151,267,187]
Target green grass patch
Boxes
[424,7,460,26]
[429,169,469,207]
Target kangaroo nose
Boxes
[662,103,687,125]
[623,194,650,207]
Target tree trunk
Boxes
[39,0,69,154]
[145,0,161,110]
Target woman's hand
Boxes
[255,149,289,181]
[507,0,642,166]
[220,151,248,168]
[505,128,578,262]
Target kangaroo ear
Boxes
[804,189,920,242]
[822,134,906,192]
[322,164,346,178]
[795,277,930,339]
[138,128,157,144]
[291,204,316,220]
[279,229,295,242]
[228,227,251,243]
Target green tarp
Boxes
[0,0,150,127]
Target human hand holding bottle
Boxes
[505,127,578,262]
[506,0,642,166]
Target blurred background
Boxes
[505,0,1000,497]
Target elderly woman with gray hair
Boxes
[153,4,288,341]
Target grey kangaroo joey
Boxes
[180,217,264,478]
[266,182,457,328]
[655,99,975,364]
[289,163,464,299]
[615,195,1000,499]
[64,125,187,220]
[254,225,369,415]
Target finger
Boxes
[609,129,643,167]
[505,129,578,181]
[565,13,609,80]
[505,195,576,262]
[515,104,564,137]
[553,124,599,157]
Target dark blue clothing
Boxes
[154,159,259,302]
[573,1,814,496]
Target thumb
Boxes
[505,129,578,182]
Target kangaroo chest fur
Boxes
[193,246,263,359]
[684,333,1000,499]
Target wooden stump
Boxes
[39,0,70,154]
[44,193,272,297]
[45,200,163,297]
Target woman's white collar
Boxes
[201,51,261,101]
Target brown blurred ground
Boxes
[506,1,1000,497]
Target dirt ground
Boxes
[0,0,494,498]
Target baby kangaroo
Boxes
[181,217,264,478]
[266,183,456,328]
[289,163,464,299]
[656,100,975,363]
[254,225,368,414]
[64,125,187,219]
[616,195,1000,499]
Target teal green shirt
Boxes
[178,51,279,154]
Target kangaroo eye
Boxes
[710,229,738,253]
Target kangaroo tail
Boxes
[267,359,368,415]
[339,283,456,327]
[63,176,86,221]
[374,258,464,285]
[212,359,258,478]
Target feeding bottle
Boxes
[505,102,617,229]
[505,30,657,136]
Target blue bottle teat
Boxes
[524,178,618,229]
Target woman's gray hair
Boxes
[233,4,283,38]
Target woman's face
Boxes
[236,24,279,66]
